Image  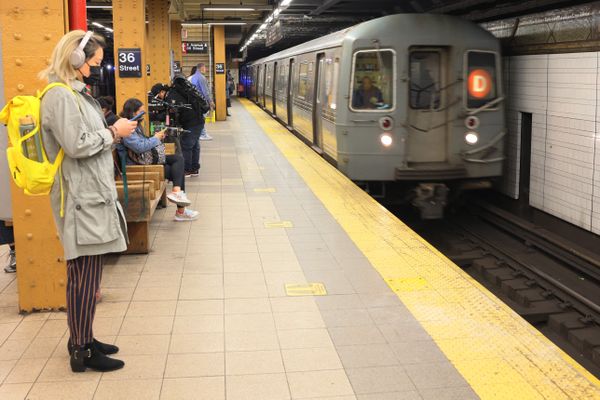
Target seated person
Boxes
[352,76,384,109]
[117,98,199,222]
[97,96,118,126]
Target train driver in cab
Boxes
[352,76,384,109]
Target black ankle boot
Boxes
[68,338,119,355]
[70,344,124,373]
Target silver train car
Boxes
[241,14,505,218]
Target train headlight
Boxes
[465,132,479,145]
[380,133,393,147]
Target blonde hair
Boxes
[39,30,106,84]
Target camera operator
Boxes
[148,83,169,124]
[166,75,209,177]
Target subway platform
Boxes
[0,99,598,399]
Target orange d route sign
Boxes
[468,69,492,99]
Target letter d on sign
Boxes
[468,69,492,99]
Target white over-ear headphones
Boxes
[70,31,94,69]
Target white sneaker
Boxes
[167,191,191,207]
[199,133,213,141]
[174,209,199,222]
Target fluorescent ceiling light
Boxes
[204,7,255,11]
[91,21,113,33]
[259,23,267,30]
[281,0,293,6]
[208,22,248,25]
[87,5,112,9]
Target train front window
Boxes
[410,51,441,110]
[350,50,394,111]
[466,51,497,109]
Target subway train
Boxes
[241,14,505,218]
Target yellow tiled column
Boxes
[213,25,226,121]
[146,0,170,86]
[170,20,182,73]
[112,0,147,111]
[0,1,68,311]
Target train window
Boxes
[326,58,340,110]
[466,51,497,109]
[409,51,441,110]
[298,62,309,100]
[351,50,394,111]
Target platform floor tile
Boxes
[0,99,597,399]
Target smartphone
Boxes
[130,111,146,121]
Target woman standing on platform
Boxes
[40,30,137,373]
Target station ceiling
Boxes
[86,0,599,59]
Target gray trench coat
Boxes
[41,78,127,261]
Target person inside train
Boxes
[117,98,199,222]
[97,96,118,126]
[352,76,384,109]
[40,30,138,373]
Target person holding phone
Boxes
[39,30,137,373]
[118,98,199,222]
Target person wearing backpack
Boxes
[38,30,137,373]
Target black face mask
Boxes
[83,65,102,85]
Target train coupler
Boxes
[412,183,449,219]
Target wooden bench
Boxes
[115,165,167,254]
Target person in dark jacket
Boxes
[97,96,118,126]
[166,75,205,177]
[148,83,169,123]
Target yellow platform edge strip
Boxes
[240,99,600,400]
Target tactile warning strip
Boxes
[241,98,600,400]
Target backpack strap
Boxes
[40,82,76,218]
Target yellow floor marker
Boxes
[264,221,294,228]
[285,283,327,296]
[253,188,277,193]
[240,98,600,399]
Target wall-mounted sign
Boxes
[173,61,182,74]
[266,21,283,47]
[182,41,208,54]
[117,48,142,78]
[215,63,225,74]
[146,64,151,76]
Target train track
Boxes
[404,201,600,378]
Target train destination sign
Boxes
[266,21,283,47]
[182,41,208,54]
[117,48,142,78]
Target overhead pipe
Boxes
[68,0,87,31]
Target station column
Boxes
[171,20,183,73]
[0,1,68,311]
[147,0,170,85]
[112,0,147,111]
[213,25,227,121]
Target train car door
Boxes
[287,58,294,128]
[255,65,261,103]
[262,66,267,106]
[312,53,325,150]
[407,48,447,162]
[272,62,278,115]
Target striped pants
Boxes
[66,255,103,346]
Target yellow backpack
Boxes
[0,83,74,214]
